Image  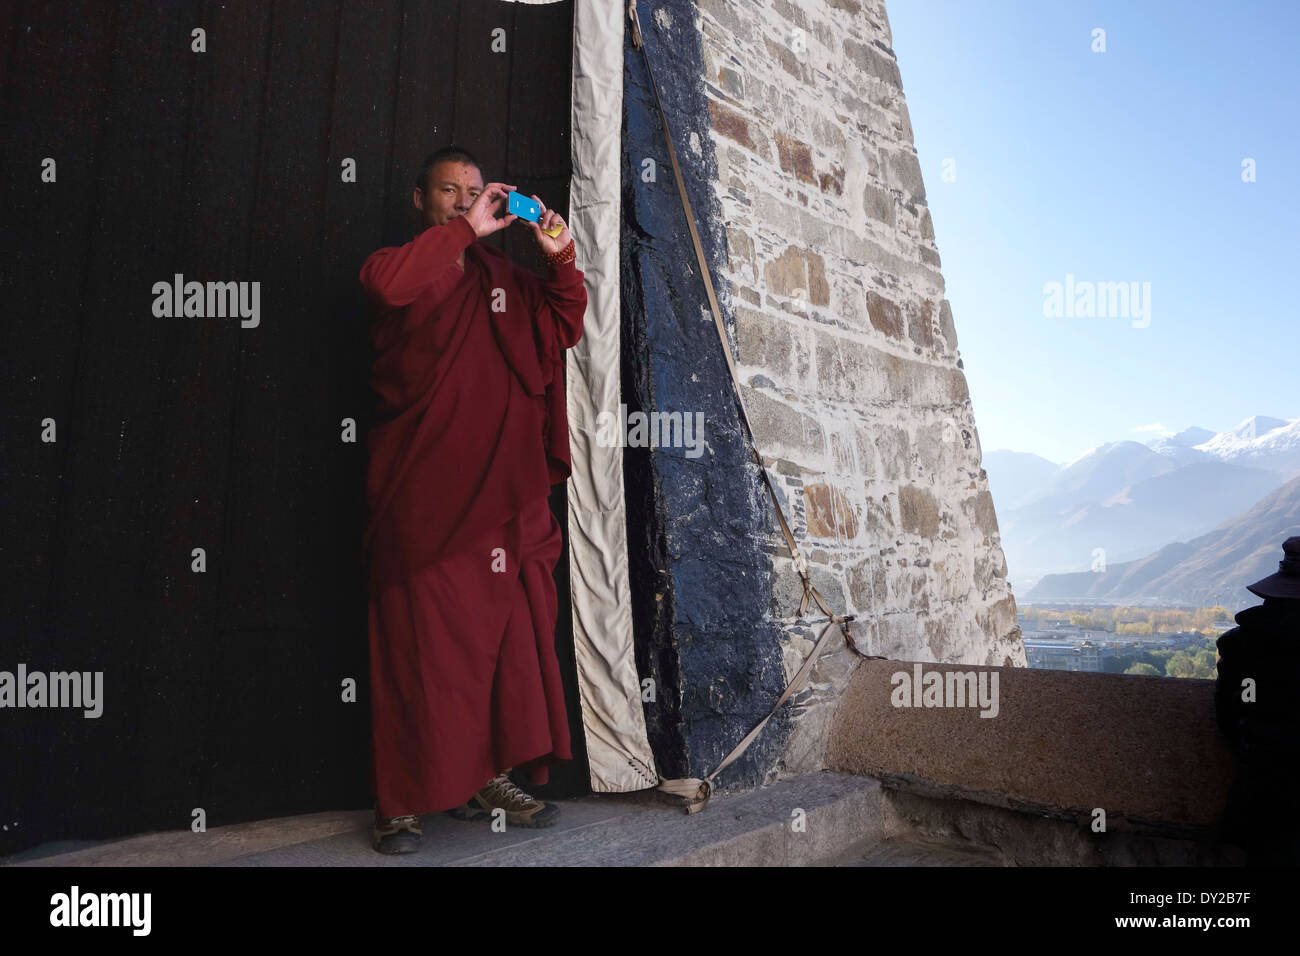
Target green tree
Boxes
[1125,662,1161,676]
[1190,648,1218,678]
[1166,651,1195,678]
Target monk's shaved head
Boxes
[414,157,484,230]
[416,145,482,193]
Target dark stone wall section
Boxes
[621,0,791,789]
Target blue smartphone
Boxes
[507,190,541,222]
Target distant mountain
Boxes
[1025,475,1300,608]
[983,450,1060,510]
[987,415,1298,589]
[998,459,1281,585]
[1048,440,1182,503]
[1202,415,1291,449]
[1194,416,1300,478]
[1146,426,1215,464]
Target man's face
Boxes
[414,161,484,229]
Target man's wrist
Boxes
[542,238,576,266]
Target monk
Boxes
[359,145,586,854]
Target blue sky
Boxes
[885,0,1299,464]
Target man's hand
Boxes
[461,183,519,238]
[525,195,571,255]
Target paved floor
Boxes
[832,832,1003,866]
[5,771,971,867]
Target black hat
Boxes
[1246,535,1300,599]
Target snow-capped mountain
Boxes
[1145,426,1215,464]
[984,415,1298,591]
[1192,416,1300,478]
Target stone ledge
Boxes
[873,784,1243,866]
[828,659,1233,829]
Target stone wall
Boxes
[621,0,1024,790]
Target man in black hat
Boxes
[1214,535,1300,865]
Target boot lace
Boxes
[376,813,421,836]
[483,772,540,811]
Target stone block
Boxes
[772,560,845,619]
[907,298,936,349]
[773,0,811,29]
[974,547,1006,593]
[880,146,926,202]
[899,483,940,538]
[735,306,809,385]
[698,0,754,42]
[762,33,806,83]
[719,65,745,98]
[976,595,1018,647]
[709,97,759,153]
[875,612,920,659]
[845,423,880,479]
[741,386,827,466]
[866,290,905,341]
[913,417,952,478]
[861,491,894,538]
[812,113,847,152]
[847,553,888,610]
[867,422,911,481]
[727,226,755,277]
[863,182,895,227]
[842,36,902,88]
[934,549,975,603]
[764,245,830,307]
[891,565,930,614]
[938,299,957,350]
[813,330,972,407]
[818,163,845,196]
[775,131,817,185]
[965,488,999,536]
[804,481,859,539]
[918,206,934,240]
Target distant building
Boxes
[1024,641,1095,672]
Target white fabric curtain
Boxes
[504,0,660,791]
[564,0,660,792]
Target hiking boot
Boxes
[447,771,560,828]
[372,813,423,854]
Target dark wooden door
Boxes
[0,0,583,856]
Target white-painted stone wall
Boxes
[688,0,1027,775]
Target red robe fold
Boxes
[361,214,585,596]
[358,215,586,817]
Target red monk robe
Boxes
[359,213,586,819]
